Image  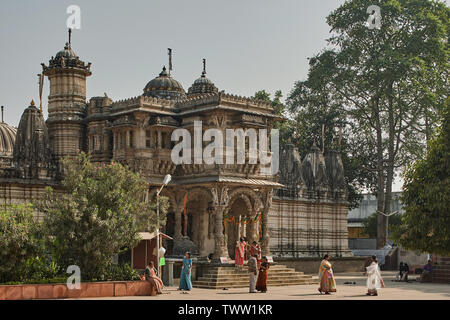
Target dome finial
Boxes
[1,106,3,123]
[202,58,206,77]
[68,28,72,45]
[30,100,35,106]
[168,48,173,76]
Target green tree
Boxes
[253,89,296,151]
[0,204,43,282]
[289,0,449,247]
[363,211,403,239]
[36,152,169,280]
[392,104,450,255]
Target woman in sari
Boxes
[145,261,163,294]
[178,251,193,291]
[235,237,246,269]
[364,255,384,296]
[256,256,269,293]
[318,254,336,294]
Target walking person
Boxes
[364,255,385,296]
[248,254,258,293]
[145,261,164,294]
[318,254,337,294]
[235,237,246,269]
[178,251,193,292]
[256,256,270,293]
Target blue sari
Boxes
[179,257,193,290]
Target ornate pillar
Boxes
[198,202,208,256]
[261,188,273,256]
[247,209,258,244]
[174,205,183,241]
[211,186,230,259]
[157,130,162,148]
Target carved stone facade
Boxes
[0,39,351,259]
[272,144,352,257]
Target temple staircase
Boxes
[432,255,450,284]
[193,264,315,289]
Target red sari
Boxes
[256,261,269,292]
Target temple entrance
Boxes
[180,194,212,257]
[163,211,175,255]
[225,197,252,258]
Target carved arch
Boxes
[227,187,263,213]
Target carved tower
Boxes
[41,40,91,161]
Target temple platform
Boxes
[192,262,315,289]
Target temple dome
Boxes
[55,42,78,60]
[143,66,186,100]
[187,70,218,95]
[0,121,17,157]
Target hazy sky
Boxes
[1,0,345,124]
[4,0,443,191]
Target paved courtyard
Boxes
[73,272,450,300]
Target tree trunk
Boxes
[374,96,386,249]
[383,81,396,247]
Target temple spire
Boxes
[1,106,4,123]
[202,58,206,76]
[68,28,72,45]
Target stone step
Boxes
[200,270,301,277]
[193,280,316,288]
[198,273,311,280]
[202,267,299,274]
[193,279,315,285]
[196,276,312,282]
[192,263,313,289]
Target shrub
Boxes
[0,204,44,283]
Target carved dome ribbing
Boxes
[55,42,78,60]
[143,66,186,100]
[187,70,218,95]
[0,122,17,157]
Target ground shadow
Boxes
[289,293,324,297]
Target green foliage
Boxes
[0,204,45,283]
[2,276,68,286]
[392,104,450,254]
[253,90,297,157]
[35,152,169,280]
[363,211,403,239]
[99,263,141,282]
[288,0,449,218]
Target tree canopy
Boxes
[35,152,169,280]
[287,0,449,246]
[392,103,450,255]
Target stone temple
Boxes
[0,38,352,264]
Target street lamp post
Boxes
[156,174,171,277]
